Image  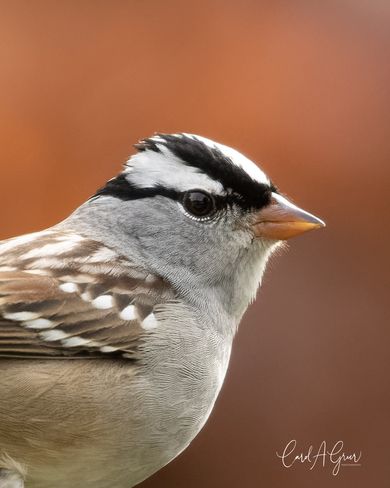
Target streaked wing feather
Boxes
[0,231,175,359]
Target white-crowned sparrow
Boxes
[0,133,324,488]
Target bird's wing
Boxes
[0,230,175,359]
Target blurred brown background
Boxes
[0,1,389,487]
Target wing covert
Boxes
[0,231,175,359]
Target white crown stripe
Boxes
[125,149,224,195]
[142,133,270,186]
[183,134,270,185]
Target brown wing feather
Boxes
[0,231,175,359]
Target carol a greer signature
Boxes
[276,440,362,476]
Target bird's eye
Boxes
[182,190,216,219]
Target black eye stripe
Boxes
[92,176,180,202]
[92,174,273,211]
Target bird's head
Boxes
[70,133,325,321]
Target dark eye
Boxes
[182,190,216,218]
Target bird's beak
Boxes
[252,193,326,240]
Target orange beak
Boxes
[252,193,325,240]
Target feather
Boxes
[0,230,175,359]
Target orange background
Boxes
[0,1,389,487]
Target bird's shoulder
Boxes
[0,229,176,359]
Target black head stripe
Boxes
[93,134,276,209]
[138,134,275,208]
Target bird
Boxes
[0,133,325,488]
